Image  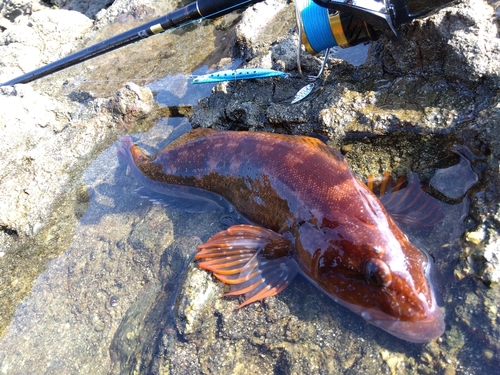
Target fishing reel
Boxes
[295,0,456,53]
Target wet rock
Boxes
[482,232,500,284]
[430,150,479,199]
[174,262,224,336]
[0,77,155,341]
[0,82,153,244]
[107,82,155,127]
[374,0,500,84]
[127,203,174,252]
[193,0,500,137]
[466,225,500,285]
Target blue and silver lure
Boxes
[191,68,289,84]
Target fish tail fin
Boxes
[196,225,299,308]
[118,136,156,187]
[117,136,151,166]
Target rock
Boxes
[0,82,154,242]
[0,0,45,29]
[174,262,224,336]
[376,0,500,83]
[0,9,93,82]
[482,231,500,284]
[236,0,289,46]
[430,150,479,199]
[0,0,499,374]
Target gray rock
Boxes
[0,0,45,29]
[0,82,153,242]
[430,150,479,199]
[0,9,93,81]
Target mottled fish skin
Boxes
[119,129,445,343]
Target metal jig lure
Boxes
[191,68,289,84]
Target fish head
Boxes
[352,229,445,344]
[299,191,445,343]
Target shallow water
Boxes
[0,118,222,373]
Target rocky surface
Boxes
[0,0,499,374]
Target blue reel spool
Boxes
[295,0,348,55]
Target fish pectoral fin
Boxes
[195,225,299,308]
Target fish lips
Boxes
[360,304,445,343]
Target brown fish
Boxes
[118,128,445,343]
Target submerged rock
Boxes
[430,149,479,199]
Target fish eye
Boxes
[364,258,392,287]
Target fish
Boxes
[191,68,289,84]
[118,129,445,343]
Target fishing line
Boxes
[295,0,343,81]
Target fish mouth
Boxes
[361,306,445,343]
[301,273,445,343]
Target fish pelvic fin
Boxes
[195,225,299,308]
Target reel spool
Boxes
[294,0,456,78]
[295,0,377,54]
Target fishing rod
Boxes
[0,0,264,86]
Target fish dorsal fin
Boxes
[195,225,299,308]
[161,128,217,151]
[286,135,345,164]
